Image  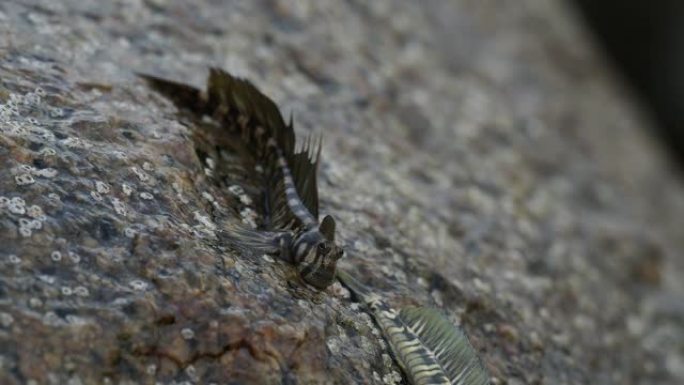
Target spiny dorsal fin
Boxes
[142,68,324,232]
[207,68,294,154]
[290,134,322,219]
[207,69,324,231]
[319,214,336,241]
[397,307,491,385]
[138,73,206,114]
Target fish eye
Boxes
[317,243,326,252]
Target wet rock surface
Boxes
[1,0,683,384]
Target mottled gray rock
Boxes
[1,0,683,384]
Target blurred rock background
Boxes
[574,0,684,171]
[0,1,683,384]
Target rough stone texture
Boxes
[1,0,683,384]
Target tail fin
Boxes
[396,307,491,385]
[290,134,322,219]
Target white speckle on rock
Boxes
[66,315,88,326]
[50,251,62,261]
[193,211,217,231]
[431,289,444,307]
[131,166,150,182]
[9,197,25,210]
[38,274,55,284]
[42,311,60,326]
[228,185,253,205]
[382,370,402,384]
[240,207,257,228]
[36,168,57,178]
[130,280,148,291]
[122,183,133,196]
[206,157,216,169]
[0,312,14,327]
[26,205,43,218]
[353,239,370,253]
[29,219,42,230]
[17,164,35,174]
[326,337,341,355]
[40,147,57,156]
[239,194,252,205]
[68,251,81,264]
[331,282,351,299]
[61,137,92,149]
[381,353,393,368]
[15,173,35,185]
[626,315,645,336]
[29,297,42,308]
[473,277,491,294]
[227,185,243,194]
[185,364,198,380]
[111,198,126,216]
[90,191,103,201]
[140,192,154,200]
[202,191,215,202]
[146,364,157,375]
[74,286,89,297]
[666,354,684,380]
[49,107,64,118]
[19,217,31,228]
[95,181,110,194]
[297,299,309,309]
[124,227,137,238]
[181,328,195,340]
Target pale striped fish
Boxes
[337,270,491,385]
[140,69,344,289]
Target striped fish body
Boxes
[337,271,491,385]
[206,71,344,289]
[140,69,344,289]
